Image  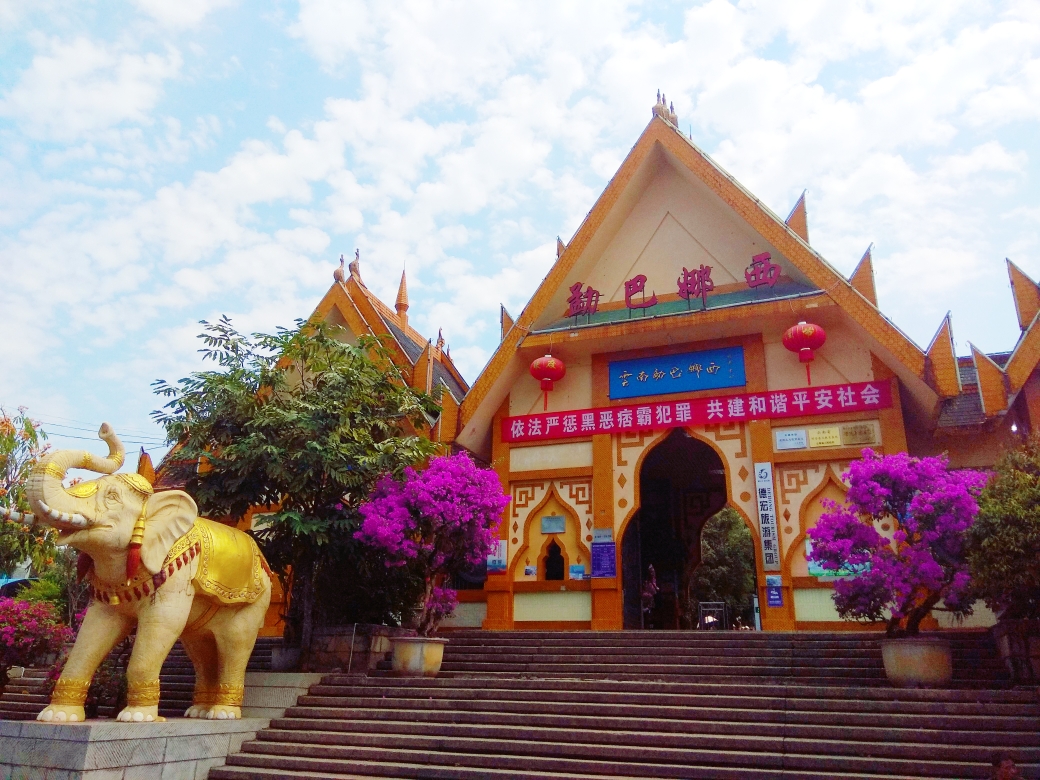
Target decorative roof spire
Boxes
[652,91,678,125]
[348,248,361,280]
[395,268,409,324]
[333,254,346,283]
[436,328,445,351]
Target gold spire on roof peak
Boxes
[348,248,361,281]
[652,90,678,126]
[396,269,409,311]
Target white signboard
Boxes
[487,539,508,573]
[754,462,781,571]
[774,429,808,451]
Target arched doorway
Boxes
[621,430,728,629]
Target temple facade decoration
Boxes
[435,102,1039,632]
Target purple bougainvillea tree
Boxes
[356,453,510,635]
[807,449,986,636]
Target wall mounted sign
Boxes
[591,541,617,578]
[808,426,842,448]
[540,515,566,534]
[806,538,871,578]
[569,564,587,580]
[608,346,746,400]
[568,251,786,320]
[524,565,537,577]
[503,380,892,443]
[774,429,808,451]
[840,422,878,446]
[592,528,613,543]
[755,463,781,572]
[765,574,784,607]
[487,540,508,573]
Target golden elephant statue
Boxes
[1,424,272,723]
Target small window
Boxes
[544,539,564,580]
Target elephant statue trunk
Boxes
[24,423,125,530]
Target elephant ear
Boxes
[140,490,197,575]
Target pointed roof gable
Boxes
[1008,259,1040,331]
[458,116,928,445]
[925,314,961,397]
[849,246,877,307]
[971,343,1009,417]
[785,191,808,243]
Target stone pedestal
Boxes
[240,672,324,719]
[0,718,267,780]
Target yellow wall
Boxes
[514,592,592,622]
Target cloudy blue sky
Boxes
[1,0,1038,461]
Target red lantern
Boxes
[530,354,566,410]
[782,321,827,385]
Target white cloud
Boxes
[1,0,1039,439]
[0,37,182,141]
[131,0,236,29]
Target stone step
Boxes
[271,710,1040,747]
[231,737,1020,779]
[256,720,1040,762]
[318,675,1038,703]
[288,696,1039,729]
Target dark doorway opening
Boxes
[621,430,728,629]
[544,539,565,580]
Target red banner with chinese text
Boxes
[502,381,891,443]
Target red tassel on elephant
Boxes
[76,552,94,583]
[125,506,147,585]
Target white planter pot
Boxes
[390,636,448,677]
[881,636,952,688]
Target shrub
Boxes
[968,435,1040,620]
[357,453,509,635]
[807,450,985,636]
[0,597,73,689]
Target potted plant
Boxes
[357,453,509,676]
[807,450,985,687]
[967,435,1040,683]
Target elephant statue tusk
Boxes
[38,501,89,528]
[0,506,34,525]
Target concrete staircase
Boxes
[0,667,51,721]
[211,630,1040,780]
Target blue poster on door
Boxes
[608,346,745,400]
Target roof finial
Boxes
[652,90,671,123]
[436,328,445,351]
[348,248,361,280]
[395,268,409,323]
[333,253,346,283]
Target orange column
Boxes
[589,354,622,629]
[745,336,796,630]
[483,398,514,630]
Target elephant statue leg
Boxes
[180,631,220,719]
[196,589,271,720]
[38,602,133,723]
[118,599,192,723]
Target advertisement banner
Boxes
[502,380,891,443]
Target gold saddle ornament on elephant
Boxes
[2,423,273,723]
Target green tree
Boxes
[686,508,757,628]
[967,435,1040,620]
[152,317,440,653]
[0,408,58,578]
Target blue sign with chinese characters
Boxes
[608,346,746,400]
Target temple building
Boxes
[432,97,1040,632]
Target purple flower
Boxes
[356,453,510,634]
[806,450,984,635]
